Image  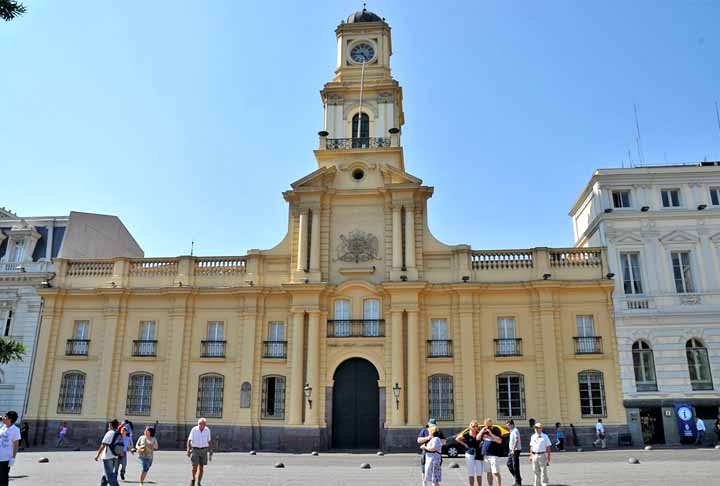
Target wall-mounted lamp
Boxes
[640,206,650,212]
[245,280,254,287]
[303,278,310,284]
[318,130,329,137]
[392,382,401,410]
[698,204,707,211]
[400,275,408,282]
[388,128,400,134]
[462,275,470,283]
[40,280,52,288]
[107,281,117,288]
[604,208,613,213]
[606,272,615,279]
[542,273,552,280]
[303,383,313,409]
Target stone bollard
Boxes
[38,457,49,463]
[274,462,285,468]
[576,447,583,452]
[360,463,371,469]
[644,445,652,451]
[628,457,640,464]
[249,450,256,455]
[376,451,384,456]
[311,451,319,456]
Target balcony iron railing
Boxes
[494,338,523,357]
[263,341,287,358]
[132,340,157,357]
[327,319,385,337]
[574,336,603,354]
[201,340,226,358]
[65,339,90,356]
[326,137,391,150]
[426,340,453,357]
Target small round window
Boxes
[352,168,365,180]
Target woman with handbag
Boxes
[135,426,159,486]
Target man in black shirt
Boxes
[479,418,504,486]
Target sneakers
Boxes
[120,471,125,480]
[190,480,195,486]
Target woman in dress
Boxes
[135,426,159,486]
[420,425,443,486]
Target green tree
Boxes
[0,0,26,21]
[0,338,25,364]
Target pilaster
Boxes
[288,311,306,425]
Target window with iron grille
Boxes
[126,373,153,416]
[686,338,713,391]
[428,374,453,421]
[240,381,252,408]
[578,371,606,417]
[632,340,657,392]
[197,374,224,418]
[262,375,286,419]
[57,371,85,414]
[496,373,525,419]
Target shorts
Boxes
[465,453,484,476]
[191,447,209,466]
[484,455,499,474]
[138,457,153,472]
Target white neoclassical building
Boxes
[570,163,720,445]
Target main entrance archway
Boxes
[332,358,380,449]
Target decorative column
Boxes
[297,210,308,272]
[390,310,405,425]
[404,206,416,269]
[458,307,477,422]
[305,311,321,424]
[309,209,320,273]
[392,206,402,269]
[406,310,421,425]
[288,311,306,425]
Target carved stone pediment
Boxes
[335,230,380,263]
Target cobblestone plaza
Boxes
[9,448,720,485]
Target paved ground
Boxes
[10,447,720,485]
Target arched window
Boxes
[578,370,606,417]
[262,375,286,419]
[240,381,252,408]
[428,374,454,421]
[632,340,657,392]
[351,113,370,147]
[686,338,713,390]
[126,373,153,416]
[496,373,525,419]
[57,371,86,414]
[197,373,224,418]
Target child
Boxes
[554,422,565,451]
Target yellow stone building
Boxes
[26,9,624,450]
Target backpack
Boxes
[108,431,125,457]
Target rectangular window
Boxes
[203,321,225,357]
[196,374,224,418]
[139,321,156,340]
[496,317,519,356]
[57,372,85,414]
[67,320,90,355]
[671,251,695,293]
[661,189,681,208]
[363,299,380,336]
[3,310,12,337]
[576,315,596,337]
[428,319,450,357]
[126,374,153,416]
[578,372,606,417]
[710,187,720,206]
[265,322,286,357]
[11,241,24,263]
[496,374,525,419]
[620,252,644,294]
[73,320,89,340]
[334,300,350,337]
[262,376,286,419]
[134,321,157,356]
[611,190,631,208]
[428,375,454,421]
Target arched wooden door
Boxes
[332,358,379,449]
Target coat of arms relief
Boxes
[335,230,381,263]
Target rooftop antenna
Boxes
[715,101,720,136]
[628,148,633,168]
[633,103,646,165]
[190,240,195,256]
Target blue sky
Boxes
[2,1,719,257]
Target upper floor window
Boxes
[197,373,224,418]
[576,315,596,337]
[632,340,657,392]
[351,112,370,143]
[611,190,631,208]
[428,374,454,421]
[66,320,90,356]
[363,299,381,336]
[57,371,85,414]
[620,252,644,295]
[334,299,350,337]
[262,375,286,419]
[575,315,602,354]
[686,338,713,391]
[578,370,606,417]
[126,373,153,416]
[710,187,720,206]
[496,373,525,419]
[496,317,520,356]
[203,321,225,357]
[11,241,24,263]
[428,318,451,357]
[670,251,695,293]
[3,310,12,337]
[264,322,286,358]
[133,321,157,357]
[661,189,681,208]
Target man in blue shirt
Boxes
[506,420,522,486]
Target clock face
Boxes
[350,43,376,63]
[677,406,692,421]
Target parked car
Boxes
[441,435,466,457]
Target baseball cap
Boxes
[427,418,437,426]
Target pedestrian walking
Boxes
[187,417,213,486]
[136,426,159,486]
[505,419,522,486]
[479,418,503,486]
[455,420,483,486]
[95,419,121,486]
[417,418,446,485]
[714,414,720,445]
[529,422,552,486]
[420,425,443,486]
[56,421,68,447]
[0,411,21,486]
[114,424,133,480]
[554,422,565,451]
[592,419,606,449]
[19,422,29,450]
[695,417,706,446]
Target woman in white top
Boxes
[420,425,443,486]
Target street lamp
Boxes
[392,382,401,410]
[303,383,313,409]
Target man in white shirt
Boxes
[528,423,552,486]
[94,419,121,486]
[592,419,606,449]
[695,417,706,446]
[187,417,213,486]
[506,419,522,486]
[0,411,21,486]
